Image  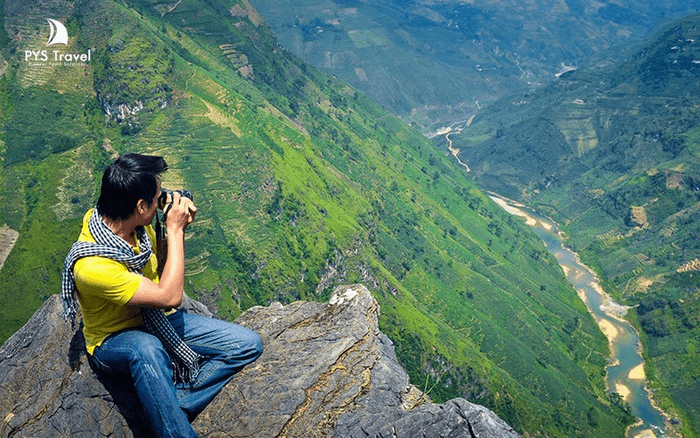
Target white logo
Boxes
[22,18,91,65]
[46,18,68,46]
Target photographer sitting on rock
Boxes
[61,153,262,438]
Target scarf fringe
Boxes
[173,357,201,384]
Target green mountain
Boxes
[0,0,632,435]
[452,12,700,436]
[248,0,700,131]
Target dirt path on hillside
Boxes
[445,114,474,172]
[446,133,471,172]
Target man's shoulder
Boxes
[74,254,130,277]
[76,208,156,246]
[74,254,142,297]
[77,209,96,243]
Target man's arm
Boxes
[128,193,196,309]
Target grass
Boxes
[0,1,637,435]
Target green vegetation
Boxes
[455,13,700,436]
[249,0,700,131]
[4,87,88,164]
[0,1,634,435]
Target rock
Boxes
[0,285,518,438]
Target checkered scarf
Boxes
[61,208,201,383]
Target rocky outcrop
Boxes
[0,285,518,438]
[0,226,19,270]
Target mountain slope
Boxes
[453,12,700,436]
[248,0,700,130]
[0,0,631,435]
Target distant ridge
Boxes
[249,0,700,130]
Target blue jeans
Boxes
[90,310,263,438]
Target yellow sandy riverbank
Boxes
[593,282,632,319]
[629,363,646,380]
[616,382,631,401]
[632,428,656,438]
[489,197,537,226]
[597,318,620,342]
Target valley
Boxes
[452,13,700,436]
[492,195,668,438]
[0,0,637,436]
[2,1,699,436]
[249,0,700,131]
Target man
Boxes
[62,153,262,438]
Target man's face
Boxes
[140,175,162,225]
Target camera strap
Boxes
[155,211,168,277]
[155,210,163,243]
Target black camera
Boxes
[158,188,193,210]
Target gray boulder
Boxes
[0,284,519,438]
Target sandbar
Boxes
[615,382,631,401]
[632,429,656,438]
[591,282,606,296]
[629,364,646,380]
[593,283,631,319]
[597,318,619,342]
[490,197,538,226]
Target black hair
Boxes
[96,153,168,220]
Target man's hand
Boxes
[164,192,197,233]
[128,191,196,309]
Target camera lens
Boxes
[178,189,193,201]
[158,188,193,210]
[158,188,170,210]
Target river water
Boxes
[490,195,667,438]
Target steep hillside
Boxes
[0,0,632,435]
[248,0,700,130]
[453,12,700,436]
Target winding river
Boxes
[489,194,668,438]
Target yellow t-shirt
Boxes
[73,209,160,354]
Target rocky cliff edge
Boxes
[0,284,519,438]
